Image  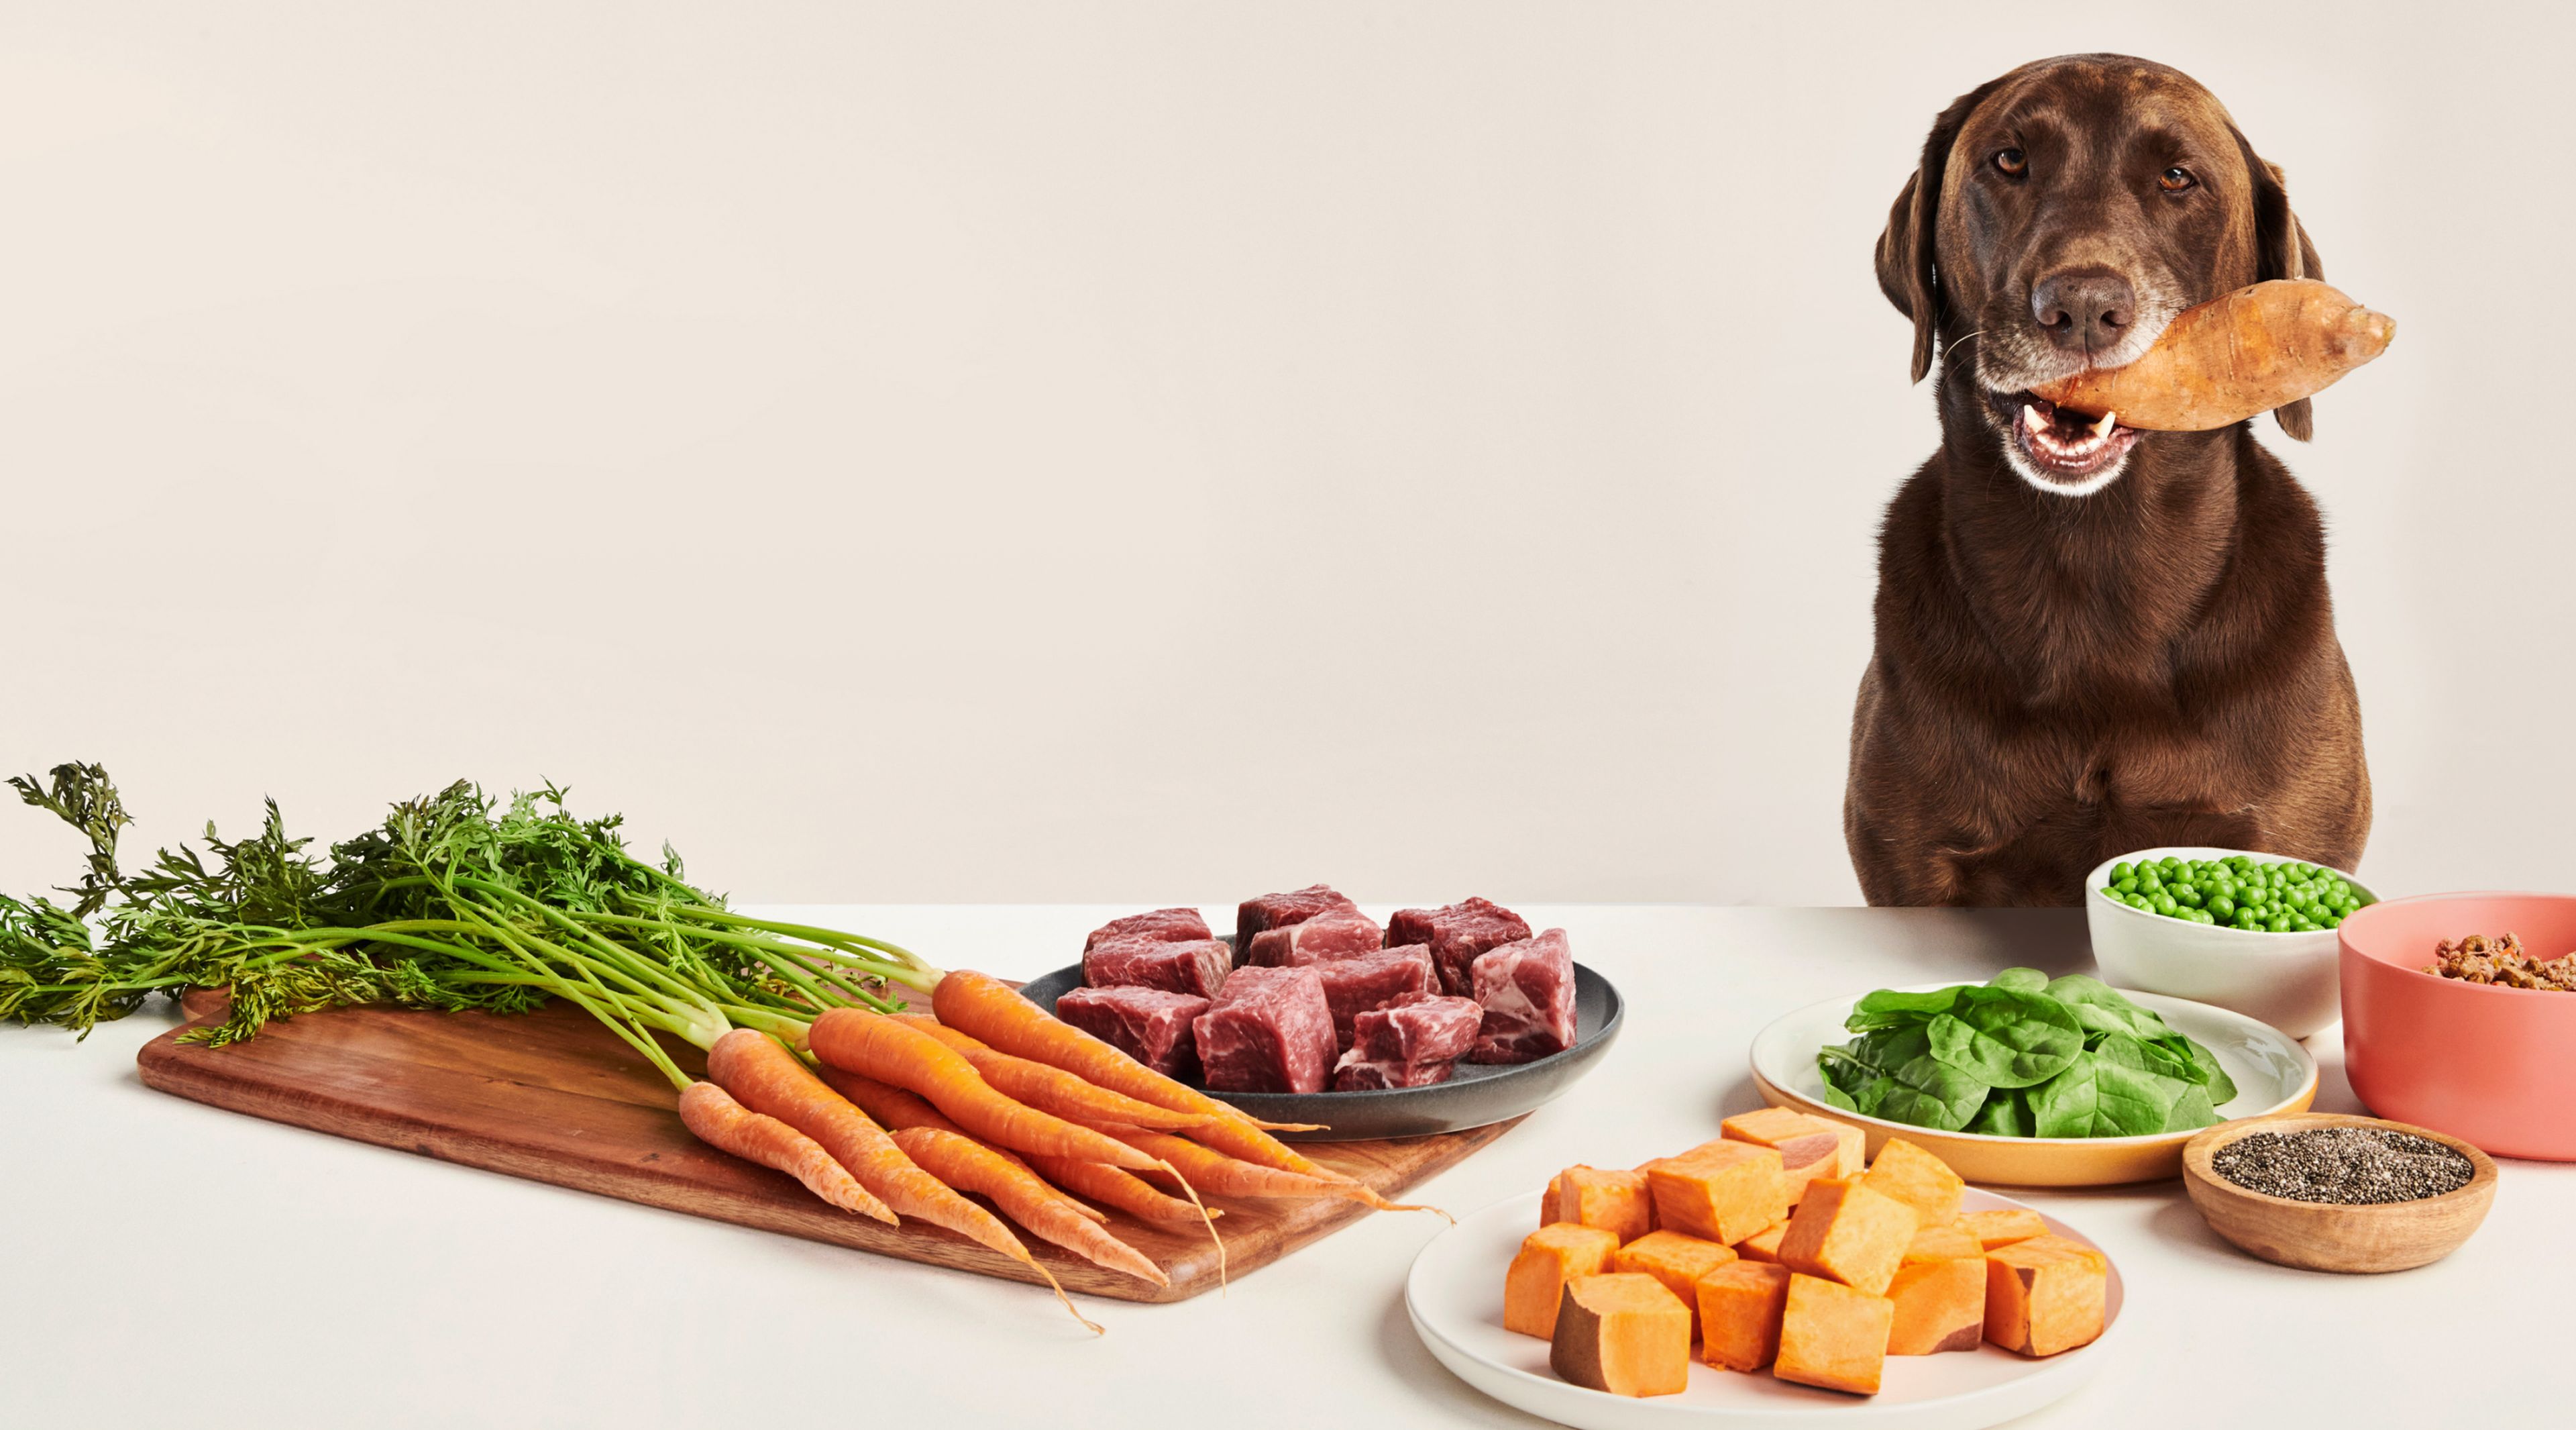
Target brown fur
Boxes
[1846,55,2369,907]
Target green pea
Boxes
[2112,862,2135,882]
[2208,895,2235,918]
[2127,893,2151,911]
[2116,876,2139,894]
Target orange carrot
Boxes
[1032,1153,1230,1286]
[807,1008,1165,1172]
[674,1080,892,1221]
[889,1126,1168,1288]
[930,970,1393,1199]
[1026,1155,1222,1227]
[697,1036,1098,1333]
[1116,1130,1443,1221]
[895,1015,1215,1131]
[818,1066,1107,1224]
[702,1030,910,1223]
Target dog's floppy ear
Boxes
[2239,132,2325,441]
[1877,80,2004,384]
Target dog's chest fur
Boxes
[1849,409,2363,905]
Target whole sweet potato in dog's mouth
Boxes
[2032,278,2394,433]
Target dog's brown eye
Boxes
[1994,148,2027,176]
[2159,166,2196,193]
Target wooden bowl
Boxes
[2181,1112,2498,1272]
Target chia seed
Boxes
[2211,1126,2473,1205]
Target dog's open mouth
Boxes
[1985,390,2141,483]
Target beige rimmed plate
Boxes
[1749,984,2316,1186]
[1407,1188,2123,1430]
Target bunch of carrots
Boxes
[1,766,1439,1331]
[674,971,1438,1329]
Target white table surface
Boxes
[5,904,2565,1428]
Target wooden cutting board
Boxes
[136,988,1519,1303]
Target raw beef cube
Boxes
[1331,993,1483,1089]
[1312,944,1438,1048]
[1193,965,1336,1094]
[1234,884,1359,962]
[1330,1050,1458,1090]
[1352,992,1485,1062]
[1244,909,1383,968]
[1387,897,1534,997]
[1055,986,1211,1079]
[1082,907,1211,953]
[1468,927,1578,1064]
[1083,937,1230,999]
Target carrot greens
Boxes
[1,765,941,1064]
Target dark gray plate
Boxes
[1015,960,1623,1141]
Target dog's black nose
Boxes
[2030,270,2136,354]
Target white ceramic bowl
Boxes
[2084,846,2377,1039]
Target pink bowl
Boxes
[2340,892,2576,1161]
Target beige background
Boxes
[3,4,2567,907]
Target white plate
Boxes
[1407,1190,2122,1430]
[1748,984,2318,1186]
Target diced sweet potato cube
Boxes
[1858,1137,1965,1227]
[1644,1142,1789,1246]
[1984,1235,2108,1357]
[1886,1253,1986,1355]
[1694,1261,1792,1372]
[1722,1107,1864,1193]
[1550,1274,1692,1398]
[1613,1231,1736,1340]
[1904,1220,1985,1264]
[1960,1207,2049,1250]
[1774,1273,1894,1395]
[1735,1219,1789,1264]
[1544,1165,1656,1242]
[1506,1224,1621,1339]
[1777,1178,1919,1297]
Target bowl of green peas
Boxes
[2086,848,2379,1039]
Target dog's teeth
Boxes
[2090,410,2117,438]
[2023,403,2049,436]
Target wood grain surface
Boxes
[135,988,1517,1303]
[2179,1111,2498,1273]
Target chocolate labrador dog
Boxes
[1845,54,2369,907]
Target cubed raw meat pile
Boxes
[1070,888,1582,1093]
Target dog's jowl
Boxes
[1845,54,2370,907]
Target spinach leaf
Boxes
[1844,986,1964,1031]
[2090,1029,2198,1083]
[1818,1049,1894,1117]
[2161,1035,2239,1106]
[1876,1053,1991,1132]
[1987,967,2051,995]
[2163,1082,2218,1133]
[2028,1058,2194,1138]
[2046,974,2174,1041]
[1925,987,2085,1088]
[1968,1088,2034,1137]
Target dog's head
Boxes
[1877,55,2322,495]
